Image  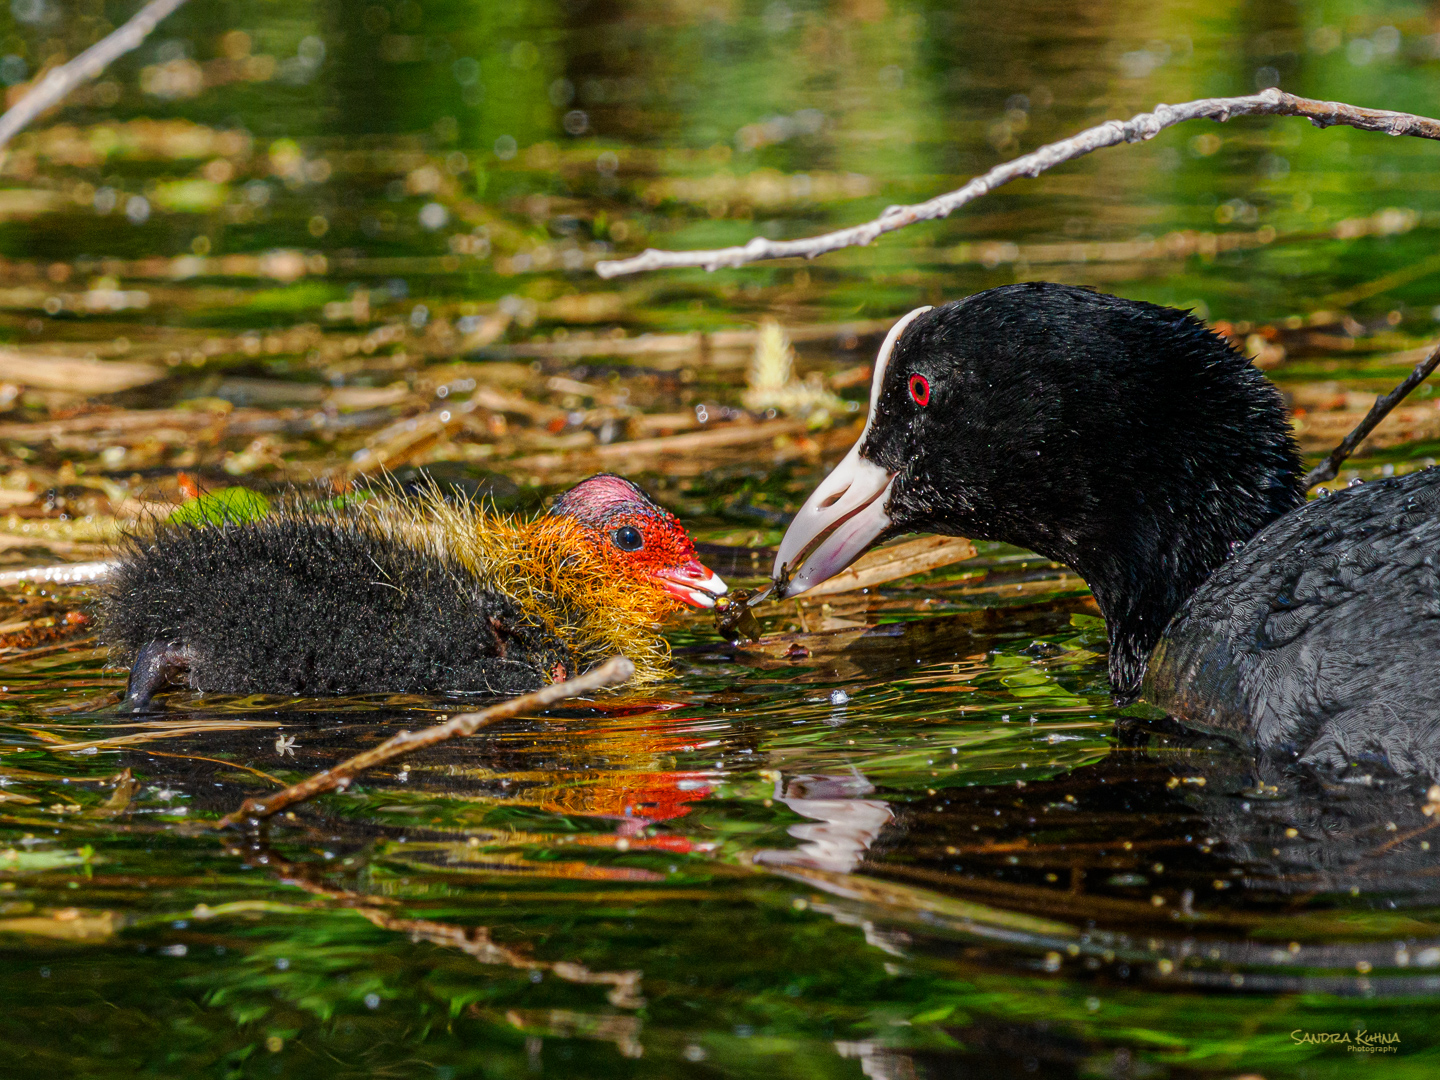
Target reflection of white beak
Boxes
[752,769,891,875]
[655,559,728,608]
[772,305,932,598]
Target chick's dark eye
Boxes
[908,373,930,407]
[612,525,644,552]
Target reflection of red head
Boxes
[541,771,713,826]
[550,474,727,609]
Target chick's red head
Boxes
[550,474,727,609]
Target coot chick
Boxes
[99,474,726,708]
[772,282,1440,777]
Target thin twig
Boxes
[0,0,193,151]
[43,721,282,753]
[1303,339,1440,488]
[215,656,635,829]
[0,560,115,589]
[596,89,1440,278]
[140,748,286,787]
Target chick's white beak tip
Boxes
[657,563,728,609]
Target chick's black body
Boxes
[100,512,571,704]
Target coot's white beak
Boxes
[655,558,728,609]
[771,305,932,598]
[773,446,895,597]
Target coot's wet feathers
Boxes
[1147,469,1440,775]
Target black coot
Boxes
[773,282,1440,778]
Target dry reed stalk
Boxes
[482,319,894,360]
[799,535,978,598]
[506,417,811,474]
[0,560,114,588]
[0,352,165,393]
[0,535,111,557]
[333,384,567,479]
[0,407,235,443]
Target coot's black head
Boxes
[774,282,1304,698]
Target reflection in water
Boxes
[229,834,647,1008]
[754,769,892,875]
[6,587,1440,1074]
[844,735,1440,996]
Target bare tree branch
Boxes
[1303,339,1440,489]
[0,0,193,151]
[216,655,635,829]
[595,89,1440,279]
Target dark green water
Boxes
[3,1,1440,1077]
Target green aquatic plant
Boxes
[167,487,272,527]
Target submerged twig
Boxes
[216,655,635,829]
[596,90,1440,277]
[140,748,286,786]
[227,836,645,1008]
[0,560,115,589]
[1303,339,1440,488]
[1362,785,1440,858]
[0,0,193,151]
[41,721,281,753]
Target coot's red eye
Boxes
[908,373,930,407]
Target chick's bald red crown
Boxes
[550,474,728,609]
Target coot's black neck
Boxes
[1056,485,1297,700]
[863,285,1308,702]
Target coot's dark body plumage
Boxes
[1146,469,1440,774]
[102,513,572,700]
[773,282,1440,778]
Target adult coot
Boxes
[772,282,1440,777]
